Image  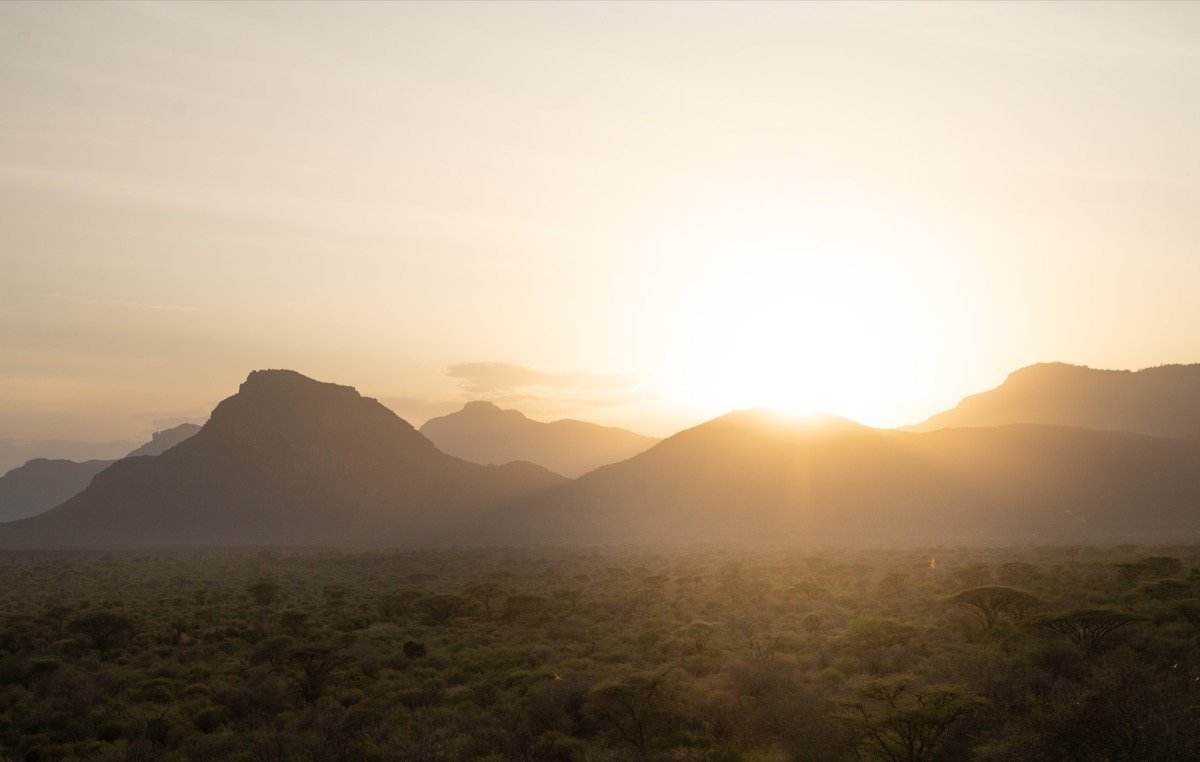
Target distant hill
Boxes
[420,401,658,477]
[0,459,114,523]
[0,439,136,475]
[505,410,1200,546]
[913,362,1200,436]
[0,423,203,523]
[0,370,564,548]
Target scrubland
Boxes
[1,545,1198,761]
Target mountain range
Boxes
[0,371,562,547]
[912,362,1200,436]
[508,411,1200,545]
[2,362,1198,548]
[420,400,658,477]
[0,423,201,523]
[0,438,138,475]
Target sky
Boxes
[2,1,1200,449]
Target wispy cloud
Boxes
[568,392,659,409]
[44,293,203,313]
[115,301,203,313]
[446,362,634,396]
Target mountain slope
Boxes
[0,370,564,548]
[420,401,658,477]
[913,362,1200,436]
[0,459,114,523]
[0,423,203,523]
[509,410,1200,545]
[125,423,202,457]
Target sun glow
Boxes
[651,215,945,427]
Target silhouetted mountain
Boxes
[0,439,136,475]
[0,424,203,523]
[913,362,1200,436]
[0,459,114,523]
[507,410,1200,545]
[10,374,1200,548]
[124,423,202,457]
[420,401,658,477]
[0,370,564,548]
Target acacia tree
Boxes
[1114,562,1151,587]
[421,594,467,624]
[501,594,548,623]
[948,586,1041,630]
[247,579,282,635]
[586,670,678,761]
[730,618,788,664]
[1141,556,1184,579]
[69,610,136,653]
[1136,578,1193,602]
[1169,598,1200,635]
[378,589,423,620]
[247,579,282,607]
[279,609,309,636]
[554,587,584,612]
[288,642,345,705]
[463,581,502,616]
[322,584,349,623]
[676,621,718,655]
[194,588,216,628]
[1032,608,1147,657]
[996,561,1041,586]
[842,676,985,762]
[786,580,827,602]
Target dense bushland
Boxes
[1,545,1198,760]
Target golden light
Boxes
[649,215,942,426]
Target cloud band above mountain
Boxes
[446,362,635,395]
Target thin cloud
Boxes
[569,392,659,409]
[44,293,203,313]
[446,362,634,396]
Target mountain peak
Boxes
[238,368,356,396]
[200,369,431,466]
[914,361,1200,436]
[125,423,202,458]
[463,400,499,410]
[421,402,658,477]
[2,370,564,547]
[459,400,528,420]
[1007,361,1083,379]
[213,369,403,426]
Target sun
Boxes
[650,216,937,426]
[686,254,889,417]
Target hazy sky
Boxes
[3,1,1200,444]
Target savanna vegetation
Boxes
[1,545,1198,761]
